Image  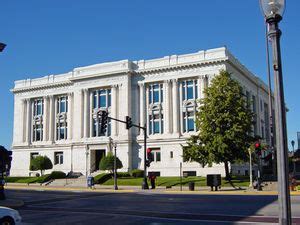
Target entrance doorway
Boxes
[95,150,105,171]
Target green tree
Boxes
[99,152,123,174]
[29,155,53,175]
[183,70,254,180]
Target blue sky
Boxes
[0,1,299,150]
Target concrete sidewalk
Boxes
[4,182,299,196]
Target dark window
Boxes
[54,152,64,165]
[183,171,196,176]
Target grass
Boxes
[102,176,250,187]
[5,174,54,184]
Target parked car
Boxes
[0,207,22,225]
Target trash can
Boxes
[207,174,221,191]
[188,182,195,191]
[87,176,94,188]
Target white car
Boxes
[0,207,22,225]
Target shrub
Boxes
[94,173,112,184]
[117,172,131,178]
[99,152,123,173]
[131,169,144,178]
[50,171,66,179]
[29,155,53,175]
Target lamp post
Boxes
[259,0,291,224]
[291,140,295,175]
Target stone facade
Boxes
[10,47,271,177]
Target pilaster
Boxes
[67,92,73,140]
[163,80,171,134]
[111,84,118,137]
[172,79,179,135]
[49,95,54,143]
[43,96,49,141]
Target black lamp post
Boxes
[259,0,291,224]
[291,140,295,174]
[0,43,6,52]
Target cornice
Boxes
[135,58,228,75]
[11,81,73,94]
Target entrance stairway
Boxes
[46,170,104,187]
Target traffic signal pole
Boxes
[142,124,149,189]
[101,112,149,189]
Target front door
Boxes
[95,150,105,170]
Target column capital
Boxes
[164,79,172,84]
[171,78,178,84]
[138,82,145,88]
[67,92,73,97]
[111,84,119,89]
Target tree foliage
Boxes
[183,70,254,179]
[99,152,123,173]
[29,155,53,175]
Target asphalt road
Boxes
[5,189,300,225]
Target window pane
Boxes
[188,118,195,131]
[36,129,41,141]
[100,95,106,107]
[153,90,159,103]
[154,121,160,134]
[187,86,193,99]
[60,100,66,113]
[149,119,152,134]
[156,152,161,162]
[37,102,42,115]
[183,118,186,132]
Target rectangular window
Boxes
[33,124,42,142]
[149,148,161,162]
[148,83,163,104]
[92,88,112,137]
[170,151,173,158]
[33,99,43,116]
[182,80,198,101]
[57,96,68,113]
[54,152,64,165]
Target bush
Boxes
[99,152,123,173]
[131,169,144,178]
[94,173,112,184]
[50,171,66,179]
[117,172,131,178]
[30,155,53,175]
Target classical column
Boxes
[25,98,32,144]
[164,80,171,134]
[139,83,145,133]
[172,79,179,134]
[49,95,54,143]
[67,93,73,140]
[83,89,89,138]
[111,85,118,137]
[21,99,26,143]
[89,91,94,138]
[43,96,49,141]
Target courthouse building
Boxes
[10,47,271,177]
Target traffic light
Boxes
[100,110,108,134]
[255,141,261,156]
[126,116,133,129]
[145,148,153,168]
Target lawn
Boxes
[102,176,250,187]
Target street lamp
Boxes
[291,140,295,175]
[0,43,6,52]
[259,0,291,225]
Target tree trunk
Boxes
[224,161,231,180]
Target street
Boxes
[3,189,300,224]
